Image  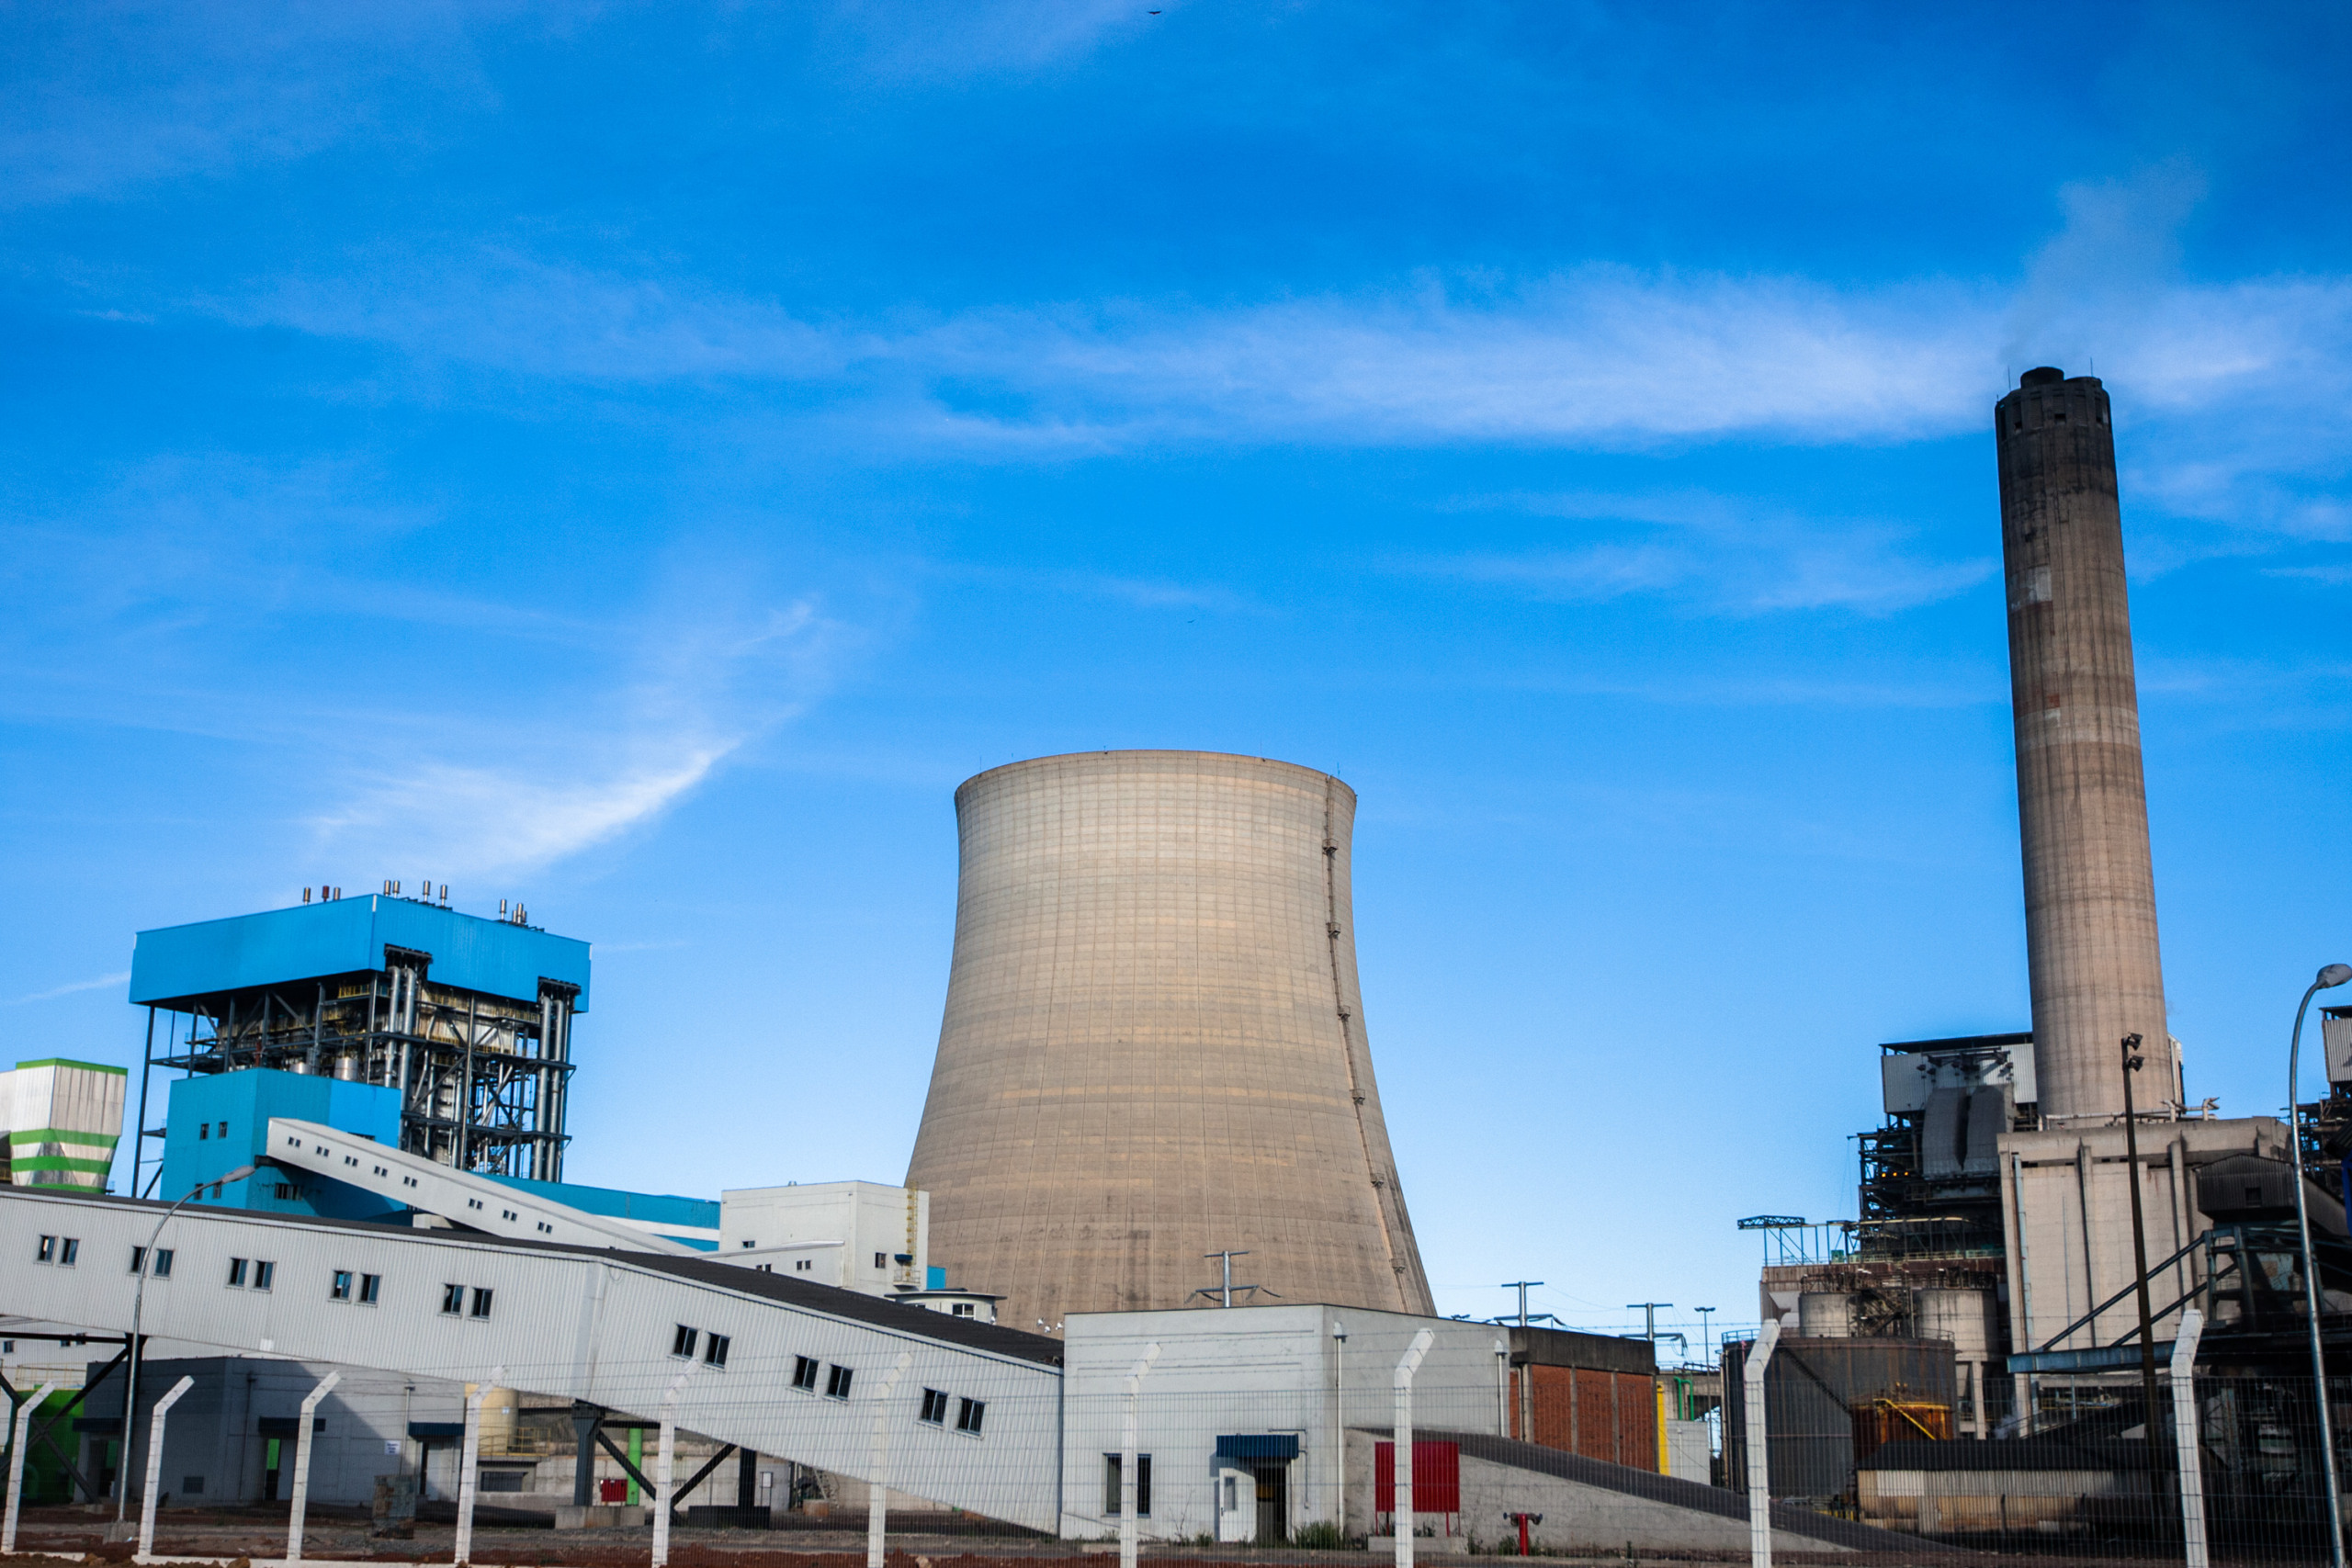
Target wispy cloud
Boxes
[234,259,2003,447]
[1404,489,1996,616]
[308,593,844,878]
[829,0,1164,80]
[0,4,502,208]
[6,971,130,1006]
[221,251,2352,477]
[0,447,861,882]
[944,561,1259,614]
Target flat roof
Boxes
[1878,1031,2030,1054]
[130,897,592,1011]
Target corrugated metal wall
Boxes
[1507,1366,1657,1471]
[1722,1335,1956,1504]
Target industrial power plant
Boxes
[1731,370,2352,1548]
[1,368,2346,1565]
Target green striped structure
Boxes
[3,1057,127,1190]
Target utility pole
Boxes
[2120,1035,2164,1452]
[1192,1251,1274,1308]
[1501,1281,1544,1326]
[1628,1303,1674,1350]
[1695,1307,1716,1364]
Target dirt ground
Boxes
[0,1506,2170,1568]
[0,1514,1909,1568]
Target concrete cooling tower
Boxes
[905,750,1434,1330]
[1996,367,2174,1121]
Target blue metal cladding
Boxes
[1215,1434,1302,1460]
[481,1172,720,1238]
[158,1068,404,1222]
[130,897,591,1011]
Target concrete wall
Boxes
[720,1182,928,1295]
[1059,1303,1511,1540]
[2000,1115,2288,1355]
[1343,1433,1842,1554]
[907,751,1433,1332]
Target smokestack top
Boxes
[2020,366,2066,387]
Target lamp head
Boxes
[210,1165,256,1188]
[2319,964,2352,989]
[1331,1322,1348,1343]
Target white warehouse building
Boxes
[0,1185,1917,1555]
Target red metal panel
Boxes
[1373,1440,1461,1515]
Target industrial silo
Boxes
[905,750,1434,1331]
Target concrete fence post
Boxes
[1120,1343,1162,1568]
[1743,1323,1781,1568]
[3,1381,60,1556]
[2172,1309,2210,1568]
[1393,1327,1434,1568]
[652,1368,695,1568]
[452,1367,504,1568]
[136,1375,196,1562]
[866,1351,914,1568]
[285,1370,343,1564]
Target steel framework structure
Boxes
[130,952,576,1196]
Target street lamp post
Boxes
[116,1165,254,1518]
[2290,963,2352,1568]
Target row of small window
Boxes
[39,1237,481,1322]
[769,1351,989,1435]
[918,1386,988,1435]
[442,1284,496,1319]
[670,1325,733,1367]
[195,1121,231,1140]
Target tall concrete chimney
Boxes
[1995,367,2173,1122]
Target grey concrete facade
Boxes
[1998,1114,2291,1357]
[907,751,1433,1331]
[1995,368,2175,1122]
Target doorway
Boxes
[1252,1462,1287,1544]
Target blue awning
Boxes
[2007,1343,2176,1374]
[1215,1434,1300,1461]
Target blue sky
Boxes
[4,2,2348,1346]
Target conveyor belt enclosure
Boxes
[0,1188,1064,1529]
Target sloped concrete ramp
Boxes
[1397,1429,1952,1555]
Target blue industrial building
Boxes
[129,893,727,1250]
[130,896,590,1013]
[126,892,589,1194]
[157,1067,404,1220]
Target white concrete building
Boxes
[720,1181,929,1297]
[1059,1303,1512,1541]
